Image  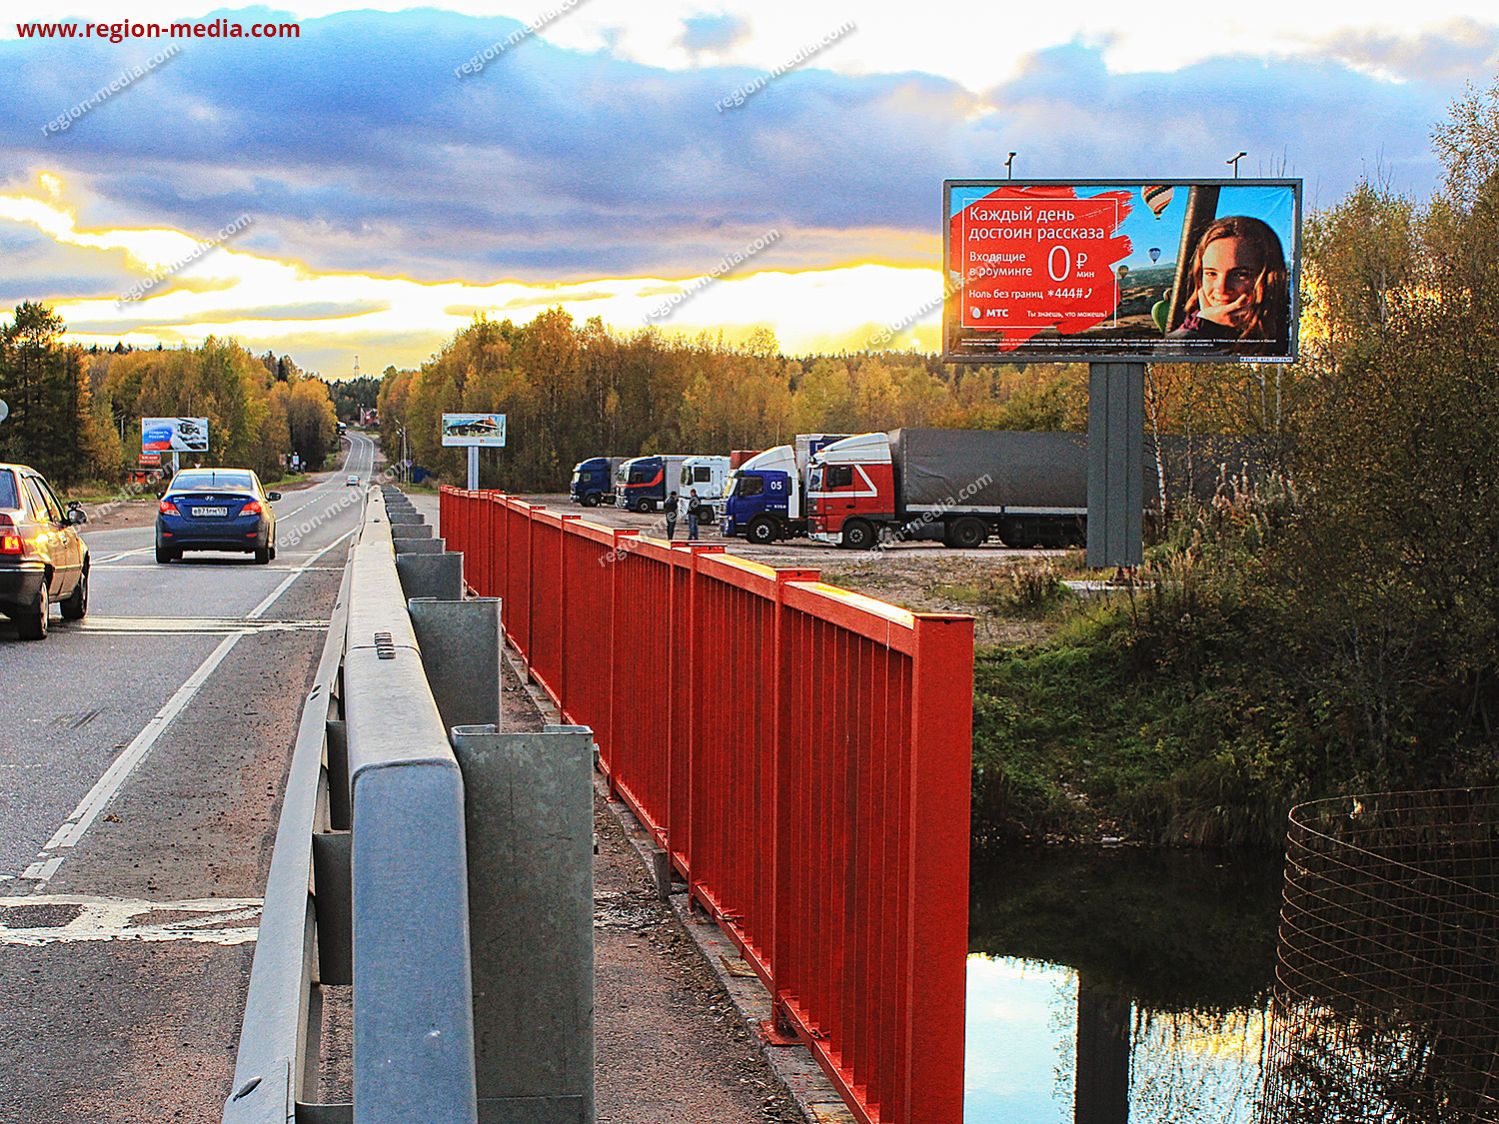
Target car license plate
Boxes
[196,506,229,517]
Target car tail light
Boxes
[242,500,263,515]
[159,499,179,516]
[0,514,20,555]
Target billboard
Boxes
[441,413,507,447]
[142,416,210,452]
[943,180,1301,363]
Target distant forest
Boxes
[376,317,1295,497]
[0,305,339,486]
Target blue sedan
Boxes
[155,468,281,564]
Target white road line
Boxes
[0,894,262,946]
[247,527,354,620]
[96,564,346,572]
[21,630,244,885]
[93,546,154,565]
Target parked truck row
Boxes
[572,429,1255,550]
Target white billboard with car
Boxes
[441,413,507,447]
[142,417,210,452]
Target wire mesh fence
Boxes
[1260,787,1499,1122]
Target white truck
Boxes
[676,455,731,523]
[720,434,849,544]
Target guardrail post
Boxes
[311,831,352,986]
[393,536,445,555]
[451,724,596,1123]
[396,551,464,601]
[325,718,350,831]
[408,597,503,733]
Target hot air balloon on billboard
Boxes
[1142,185,1174,218]
[1149,247,1161,263]
[1117,264,1130,280]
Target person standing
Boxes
[664,490,678,540]
[687,489,701,540]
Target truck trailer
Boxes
[807,429,1090,549]
[721,434,849,543]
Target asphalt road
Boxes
[0,432,376,1123]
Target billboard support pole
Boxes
[467,446,479,490]
[172,451,180,475]
[1086,362,1143,569]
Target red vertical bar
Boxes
[524,504,535,663]
[557,514,579,714]
[770,570,817,1032]
[681,543,719,901]
[902,613,974,1124]
[605,529,638,785]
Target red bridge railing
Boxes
[439,487,974,1124]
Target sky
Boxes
[1,2,1496,374]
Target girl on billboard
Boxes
[1168,215,1288,353]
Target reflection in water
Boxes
[965,847,1282,1122]
[966,956,1270,1123]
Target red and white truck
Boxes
[806,429,1090,549]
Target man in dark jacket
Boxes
[687,489,701,540]
[664,491,678,540]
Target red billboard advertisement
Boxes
[943,179,1301,364]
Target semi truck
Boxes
[807,429,1091,549]
[676,456,731,523]
[569,456,624,507]
[615,454,689,513]
[721,434,849,544]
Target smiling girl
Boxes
[1168,215,1289,353]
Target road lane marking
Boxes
[21,630,244,886]
[0,894,261,946]
[247,527,354,619]
[76,617,328,635]
[97,564,345,572]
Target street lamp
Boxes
[1005,152,1017,179]
[1227,151,1247,178]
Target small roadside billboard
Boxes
[142,416,210,452]
[441,413,507,448]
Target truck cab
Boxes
[676,456,730,523]
[569,456,617,507]
[807,433,895,549]
[617,455,686,513]
[723,446,795,543]
[723,434,850,543]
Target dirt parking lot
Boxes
[517,493,1083,641]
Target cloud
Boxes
[1309,18,1499,83]
[0,7,1483,371]
[679,13,750,55]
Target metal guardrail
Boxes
[224,486,594,1124]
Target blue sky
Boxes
[0,3,1493,368]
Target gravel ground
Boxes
[502,649,807,1122]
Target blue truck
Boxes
[615,454,688,513]
[569,456,624,507]
[721,434,847,544]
